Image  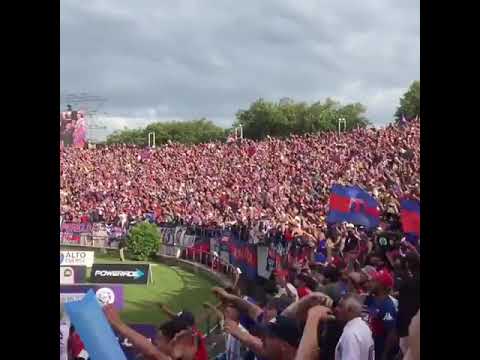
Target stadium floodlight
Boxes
[239,124,243,140]
[148,132,156,148]
[338,118,347,134]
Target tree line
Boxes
[105,81,419,146]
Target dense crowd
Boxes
[60,120,419,235]
[60,120,420,360]
[99,237,420,360]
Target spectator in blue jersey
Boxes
[364,270,398,360]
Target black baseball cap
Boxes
[264,316,303,348]
[176,310,195,327]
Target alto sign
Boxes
[60,251,95,267]
[91,264,150,284]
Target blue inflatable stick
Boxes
[65,289,127,360]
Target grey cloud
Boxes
[61,0,419,132]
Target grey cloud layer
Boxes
[61,0,419,131]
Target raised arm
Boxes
[202,302,225,323]
[282,292,333,322]
[103,305,171,360]
[223,319,267,358]
[295,305,332,360]
[212,287,263,321]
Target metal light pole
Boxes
[148,132,156,148]
[338,118,346,134]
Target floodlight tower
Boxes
[60,92,108,143]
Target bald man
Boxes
[334,295,375,360]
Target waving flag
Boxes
[401,199,420,237]
[327,184,380,228]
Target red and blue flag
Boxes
[327,184,380,229]
[400,199,420,237]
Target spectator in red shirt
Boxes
[294,273,312,299]
[68,326,89,360]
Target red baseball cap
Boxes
[372,269,394,289]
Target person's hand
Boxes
[306,292,334,308]
[223,319,240,335]
[202,302,213,309]
[212,287,231,301]
[103,304,122,327]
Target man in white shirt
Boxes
[334,295,375,360]
[275,272,299,302]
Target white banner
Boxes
[60,251,95,267]
[257,246,271,280]
[60,293,85,304]
[220,251,230,265]
[60,266,75,284]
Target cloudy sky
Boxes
[60,0,419,140]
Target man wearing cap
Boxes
[103,304,202,360]
[158,305,208,360]
[224,315,302,360]
[212,287,295,360]
[364,270,398,360]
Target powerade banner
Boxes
[228,234,257,280]
[90,263,150,284]
[60,266,87,284]
[60,284,124,310]
[115,324,157,360]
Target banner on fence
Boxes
[60,251,95,267]
[257,246,271,280]
[228,235,257,279]
[60,223,93,244]
[60,266,87,284]
[90,263,150,284]
[60,284,124,310]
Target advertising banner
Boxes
[60,250,95,267]
[60,266,87,284]
[60,284,124,310]
[60,223,93,244]
[90,263,150,284]
[256,246,271,280]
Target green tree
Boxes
[395,81,420,122]
[234,98,370,140]
[106,119,227,146]
[126,222,161,261]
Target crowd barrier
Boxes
[60,221,312,286]
[157,243,239,285]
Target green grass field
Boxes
[63,249,218,330]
